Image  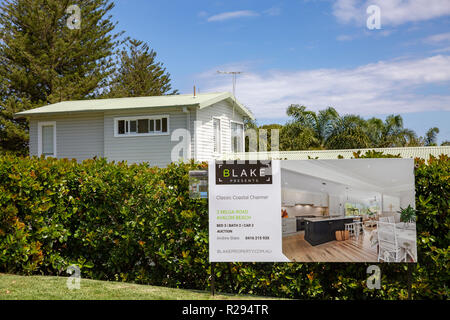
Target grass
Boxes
[0,273,275,300]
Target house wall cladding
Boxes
[196,100,245,162]
[29,119,38,156]
[103,107,188,167]
[29,113,104,160]
[189,108,196,160]
[27,100,245,166]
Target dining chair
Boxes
[387,216,395,223]
[402,242,416,263]
[377,221,405,262]
[379,217,389,222]
[364,217,376,228]
[345,223,355,239]
[352,221,363,240]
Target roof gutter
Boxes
[14,104,201,118]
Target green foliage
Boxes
[326,115,371,149]
[255,124,283,152]
[413,155,450,298]
[0,155,209,286]
[106,39,177,98]
[0,153,448,299]
[0,0,123,154]
[0,96,30,155]
[398,205,417,224]
[261,105,440,151]
[424,127,439,146]
[286,104,339,149]
[365,115,420,148]
[352,150,401,159]
[280,123,320,151]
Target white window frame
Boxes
[230,120,244,153]
[37,121,57,157]
[212,117,222,154]
[114,115,170,137]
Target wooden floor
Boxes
[282,229,378,262]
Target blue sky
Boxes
[110,0,450,143]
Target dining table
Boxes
[395,225,417,262]
[365,217,377,228]
[370,223,417,262]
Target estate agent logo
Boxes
[216,161,272,185]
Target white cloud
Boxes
[264,7,282,16]
[432,46,450,53]
[425,32,450,44]
[333,0,360,24]
[196,55,450,119]
[205,7,281,22]
[207,10,259,22]
[333,0,450,26]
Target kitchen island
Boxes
[304,216,356,246]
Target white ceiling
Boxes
[280,158,415,197]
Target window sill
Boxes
[114,132,170,138]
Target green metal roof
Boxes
[222,146,450,161]
[15,92,254,119]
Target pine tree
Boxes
[107,39,177,97]
[0,79,30,154]
[0,0,122,154]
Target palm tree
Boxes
[280,122,319,151]
[365,115,419,147]
[282,105,425,150]
[365,117,385,146]
[286,104,339,148]
[326,115,371,149]
[424,127,439,146]
[259,123,283,151]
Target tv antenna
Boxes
[217,71,242,97]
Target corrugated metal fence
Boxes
[221,146,450,161]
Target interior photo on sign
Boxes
[280,159,417,263]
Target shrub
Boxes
[0,153,448,299]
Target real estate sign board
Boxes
[208,158,417,263]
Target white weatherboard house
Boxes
[15,92,254,167]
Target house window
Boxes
[213,118,221,153]
[137,119,148,133]
[149,119,154,131]
[118,120,125,134]
[231,122,244,153]
[162,118,168,132]
[115,116,169,137]
[130,120,137,133]
[38,121,56,157]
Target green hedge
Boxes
[0,154,448,299]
